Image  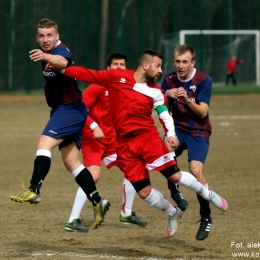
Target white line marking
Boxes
[0,250,169,260]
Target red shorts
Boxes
[115,126,176,184]
[81,137,117,169]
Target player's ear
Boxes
[191,59,196,67]
[143,62,149,71]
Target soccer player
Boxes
[225,55,243,85]
[161,44,217,240]
[65,52,147,232]
[9,18,110,230]
[59,49,228,237]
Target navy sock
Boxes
[29,156,51,194]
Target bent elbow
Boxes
[200,112,208,119]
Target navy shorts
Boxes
[42,102,87,150]
[175,128,210,164]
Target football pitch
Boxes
[0,94,259,260]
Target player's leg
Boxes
[10,128,63,204]
[62,142,110,230]
[64,187,88,232]
[103,141,148,227]
[10,103,86,204]
[163,131,189,211]
[184,134,213,240]
[119,178,148,227]
[116,132,182,236]
[162,168,227,212]
[65,166,102,233]
[232,73,237,85]
[226,73,230,85]
[134,179,182,237]
[189,160,212,240]
[65,138,104,232]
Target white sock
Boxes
[144,188,177,216]
[71,165,85,178]
[177,171,210,199]
[68,187,88,223]
[121,178,135,217]
[36,149,51,158]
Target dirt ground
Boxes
[0,94,259,260]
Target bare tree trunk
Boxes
[99,0,109,69]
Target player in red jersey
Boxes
[161,44,218,240]
[59,49,228,237]
[65,53,147,232]
[225,55,243,85]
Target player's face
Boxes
[108,59,127,70]
[36,27,59,52]
[145,56,162,82]
[173,51,195,80]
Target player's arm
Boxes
[83,85,105,141]
[177,77,212,118]
[62,66,109,87]
[178,87,209,118]
[155,104,178,148]
[29,49,68,69]
[153,89,175,136]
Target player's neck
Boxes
[134,70,146,83]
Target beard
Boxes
[145,73,157,83]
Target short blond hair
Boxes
[36,18,58,33]
[173,44,195,61]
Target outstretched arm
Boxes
[62,66,109,87]
[29,49,68,69]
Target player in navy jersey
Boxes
[161,44,215,241]
[9,18,110,230]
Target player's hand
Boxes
[166,135,179,150]
[93,125,105,141]
[29,49,46,62]
[165,89,178,99]
[177,87,189,102]
[45,63,53,71]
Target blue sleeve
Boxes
[197,77,212,105]
[52,47,72,66]
[161,77,169,92]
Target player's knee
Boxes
[132,178,151,199]
[168,171,182,183]
[137,185,152,200]
[190,168,203,180]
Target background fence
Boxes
[1,0,260,92]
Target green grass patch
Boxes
[212,85,260,95]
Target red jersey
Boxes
[227,59,242,73]
[64,67,175,138]
[82,84,115,141]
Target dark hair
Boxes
[36,18,58,33]
[106,52,128,67]
[173,44,195,61]
[138,49,163,65]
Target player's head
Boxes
[137,49,163,83]
[106,52,128,70]
[36,18,59,52]
[172,44,196,80]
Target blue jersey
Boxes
[161,69,212,139]
[41,41,82,108]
